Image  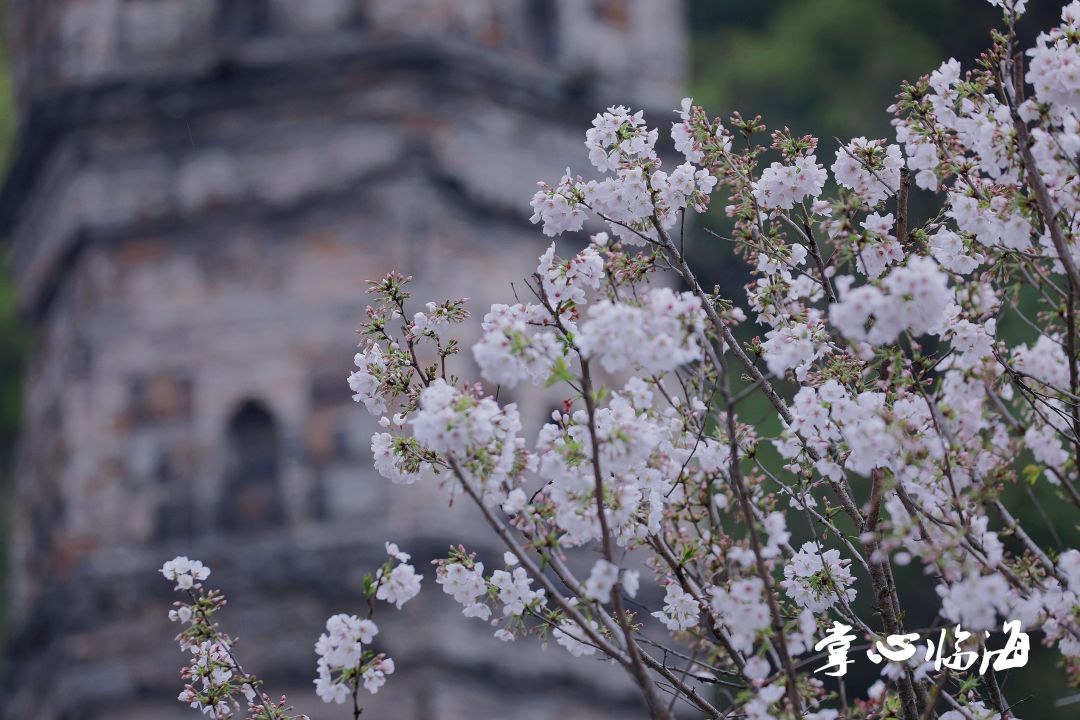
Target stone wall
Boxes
[2,2,686,717]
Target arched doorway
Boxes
[217,400,285,534]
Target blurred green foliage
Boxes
[0,263,23,625]
[0,2,19,438]
[692,0,935,140]
[0,2,12,173]
[0,4,18,408]
[689,0,1061,143]
[0,0,20,647]
[0,267,20,463]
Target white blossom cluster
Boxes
[781,542,858,613]
[652,583,699,632]
[436,559,490,619]
[348,342,388,415]
[410,378,532,504]
[160,556,210,591]
[161,558,282,719]
[531,102,719,246]
[553,616,601,657]
[752,155,828,211]
[311,542,418,706]
[1027,2,1080,113]
[313,614,382,703]
[829,257,951,345]
[375,542,423,610]
[831,137,903,206]
[708,578,772,655]
[578,287,706,374]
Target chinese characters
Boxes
[814,621,1029,677]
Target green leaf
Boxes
[545,356,574,388]
[1022,464,1041,485]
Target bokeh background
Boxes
[0,0,1071,716]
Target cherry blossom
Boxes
[577,287,705,374]
[781,542,858,613]
[832,138,903,206]
[752,155,828,210]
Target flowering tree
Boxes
[162,2,1080,718]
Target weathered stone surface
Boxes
[2,2,685,717]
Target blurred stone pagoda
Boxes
[0,1,684,717]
